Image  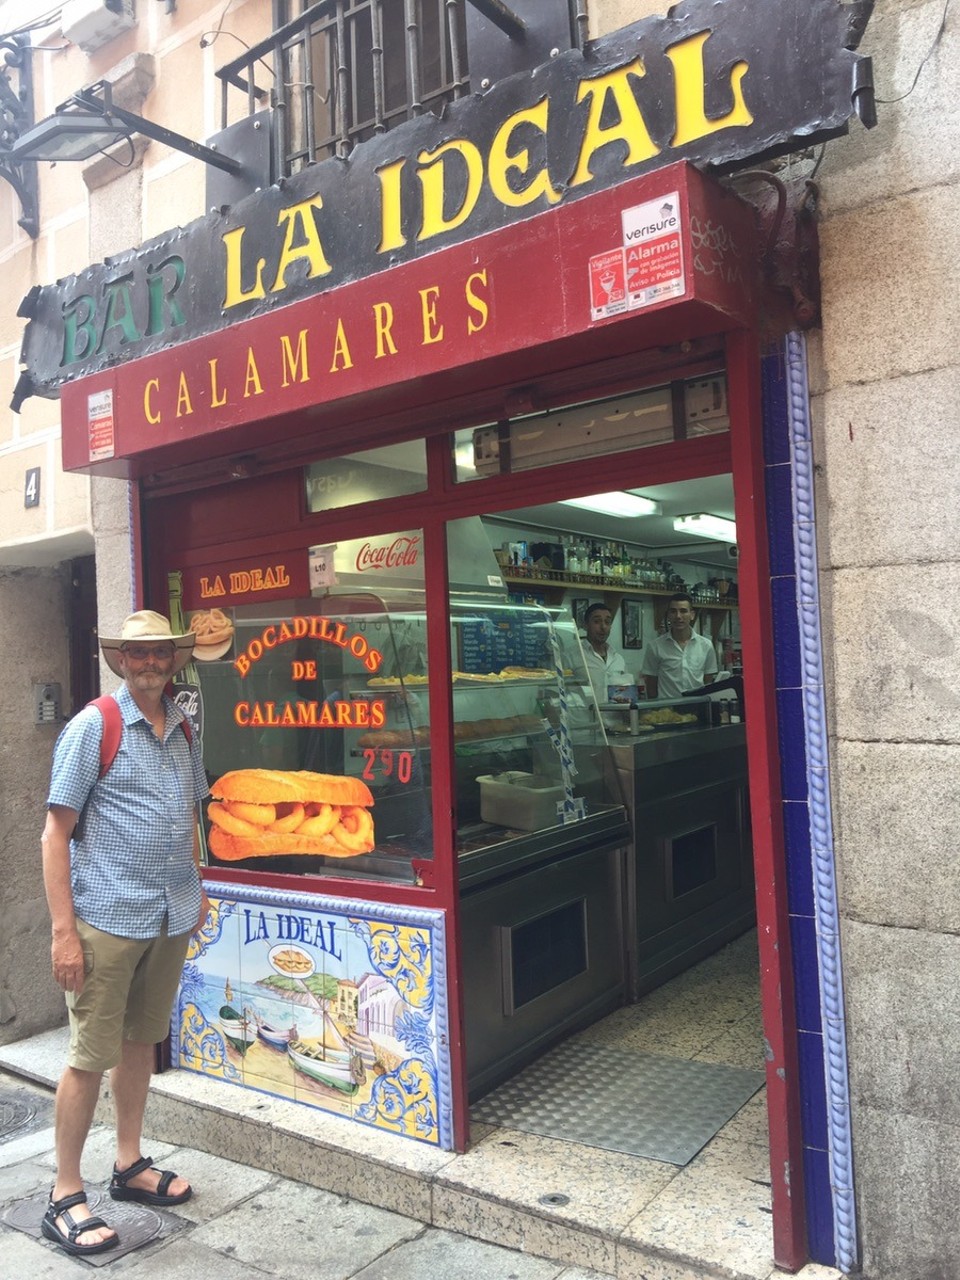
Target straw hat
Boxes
[100,610,195,678]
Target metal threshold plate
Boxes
[471,1043,764,1166]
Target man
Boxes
[40,610,209,1257]
[581,602,630,701]
[641,593,718,699]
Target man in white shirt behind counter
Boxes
[640,593,718,699]
[581,602,630,702]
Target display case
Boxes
[446,596,623,862]
[598,694,713,739]
[171,587,435,885]
[169,575,624,887]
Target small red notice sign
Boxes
[87,390,115,461]
[589,249,628,321]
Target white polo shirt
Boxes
[640,631,718,699]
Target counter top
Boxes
[608,722,746,767]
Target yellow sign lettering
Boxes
[244,347,264,397]
[465,270,489,334]
[222,225,266,308]
[417,140,484,241]
[209,358,227,408]
[419,286,444,344]
[488,99,562,208]
[376,159,406,252]
[570,59,660,187]
[667,30,752,147]
[280,330,310,387]
[176,371,194,418]
[270,195,332,292]
[144,378,160,424]
[330,318,354,371]
[373,302,398,357]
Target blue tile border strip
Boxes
[784,331,857,1272]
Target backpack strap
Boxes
[88,694,122,779]
[86,693,192,779]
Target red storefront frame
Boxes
[61,164,806,1269]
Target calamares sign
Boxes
[14,0,872,407]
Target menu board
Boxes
[457,610,551,673]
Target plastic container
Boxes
[478,771,564,830]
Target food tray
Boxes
[478,771,564,830]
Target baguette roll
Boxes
[208,769,375,859]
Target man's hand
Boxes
[51,929,85,993]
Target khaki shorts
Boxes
[66,918,191,1072]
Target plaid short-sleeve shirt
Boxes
[47,684,210,940]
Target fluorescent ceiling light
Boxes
[561,492,661,518]
[673,513,738,543]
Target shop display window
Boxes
[168,510,625,883]
[169,558,435,885]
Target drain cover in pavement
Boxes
[0,1085,55,1143]
[3,1186,186,1265]
[0,1097,36,1140]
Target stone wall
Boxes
[0,566,71,1041]
[811,2,960,1275]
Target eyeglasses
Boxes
[121,644,176,662]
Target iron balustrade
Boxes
[216,0,583,177]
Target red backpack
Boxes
[88,693,192,777]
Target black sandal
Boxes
[41,1189,119,1256]
[109,1154,192,1206]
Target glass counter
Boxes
[167,569,623,883]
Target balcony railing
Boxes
[216,0,584,178]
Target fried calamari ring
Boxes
[297,803,339,837]
[229,801,277,827]
[207,801,263,836]
[332,806,375,852]
[270,802,306,833]
[189,608,234,647]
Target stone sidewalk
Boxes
[0,1028,849,1280]
[0,1071,611,1279]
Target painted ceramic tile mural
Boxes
[172,882,452,1148]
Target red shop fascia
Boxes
[16,0,873,1262]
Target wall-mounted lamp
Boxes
[562,492,661,518]
[3,79,244,173]
[673,513,738,543]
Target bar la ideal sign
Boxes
[15,0,872,411]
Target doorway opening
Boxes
[448,471,763,1168]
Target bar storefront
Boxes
[17,2,874,1267]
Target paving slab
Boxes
[121,1234,294,1278]
[187,1179,426,1280]
[351,1225,583,1279]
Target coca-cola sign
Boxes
[355,535,421,573]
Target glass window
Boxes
[305,440,427,513]
[446,517,623,857]
[452,376,729,483]
[167,539,432,885]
